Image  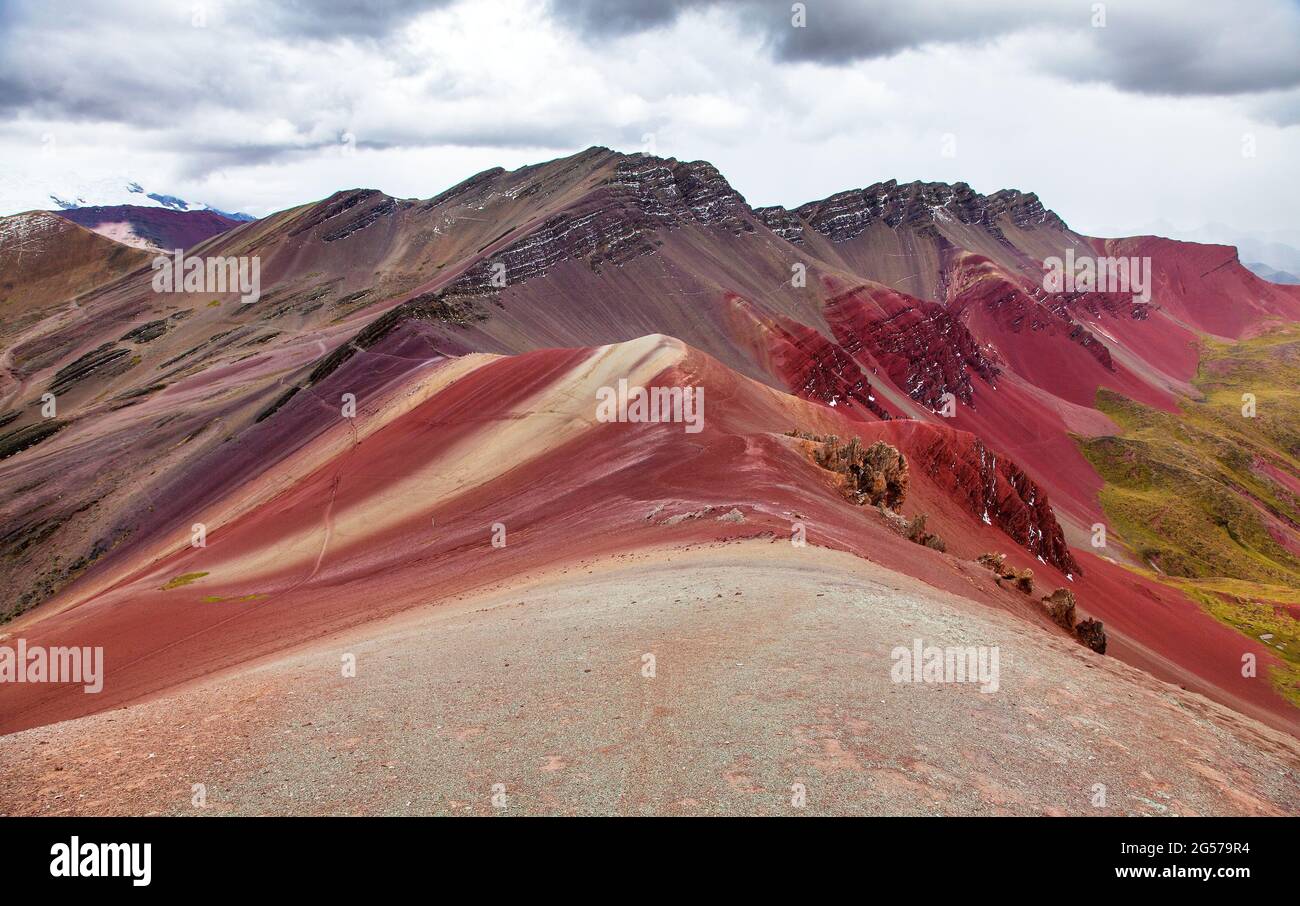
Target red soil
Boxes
[4,149,1300,755]
[1068,552,1294,731]
[1095,236,1300,339]
[4,334,1296,738]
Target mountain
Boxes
[3,335,1297,816]
[55,205,242,251]
[0,211,151,341]
[0,173,255,221]
[1247,261,1300,284]
[0,148,1297,814]
[1131,219,1300,276]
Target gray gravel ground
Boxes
[1,541,1297,816]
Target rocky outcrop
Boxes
[826,284,1000,408]
[48,343,132,394]
[288,152,764,393]
[288,189,404,242]
[755,179,1068,244]
[766,316,893,420]
[911,431,1081,576]
[945,257,1120,373]
[444,204,659,297]
[610,156,754,235]
[978,551,1035,593]
[0,420,68,461]
[403,154,758,316]
[1040,587,1106,652]
[751,204,803,242]
[1076,618,1108,654]
[322,196,398,242]
[421,166,505,209]
[905,512,947,551]
[1051,289,1152,324]
[1042,587,1077,629]
[119,319,169,343]
[305,291,485,387]
[789,432,909,510]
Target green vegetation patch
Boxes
[1178,579,1300,707]
[1077,327,1300,703]
[160,571,210,590]
[1079,327,1300,585]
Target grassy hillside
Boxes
[1079,327,1300,703]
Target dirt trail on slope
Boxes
[1,541,1295,817]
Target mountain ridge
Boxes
[1,146,1298,740]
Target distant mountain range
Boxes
[0,174,254,221]
[55,205,243,252]
[1245,261,1300,285]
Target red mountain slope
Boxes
[1,147,1297,749]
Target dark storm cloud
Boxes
[1046,4,1300,98]
[2,0,1298,183]
[252,0,455,40]
[163,120,621,179]
[547,0,1300,98]
[550,0,695,36]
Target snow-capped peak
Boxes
[0,173,253,220]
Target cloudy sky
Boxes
[1,0,1298,236]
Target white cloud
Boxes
[0,0,1296,236]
